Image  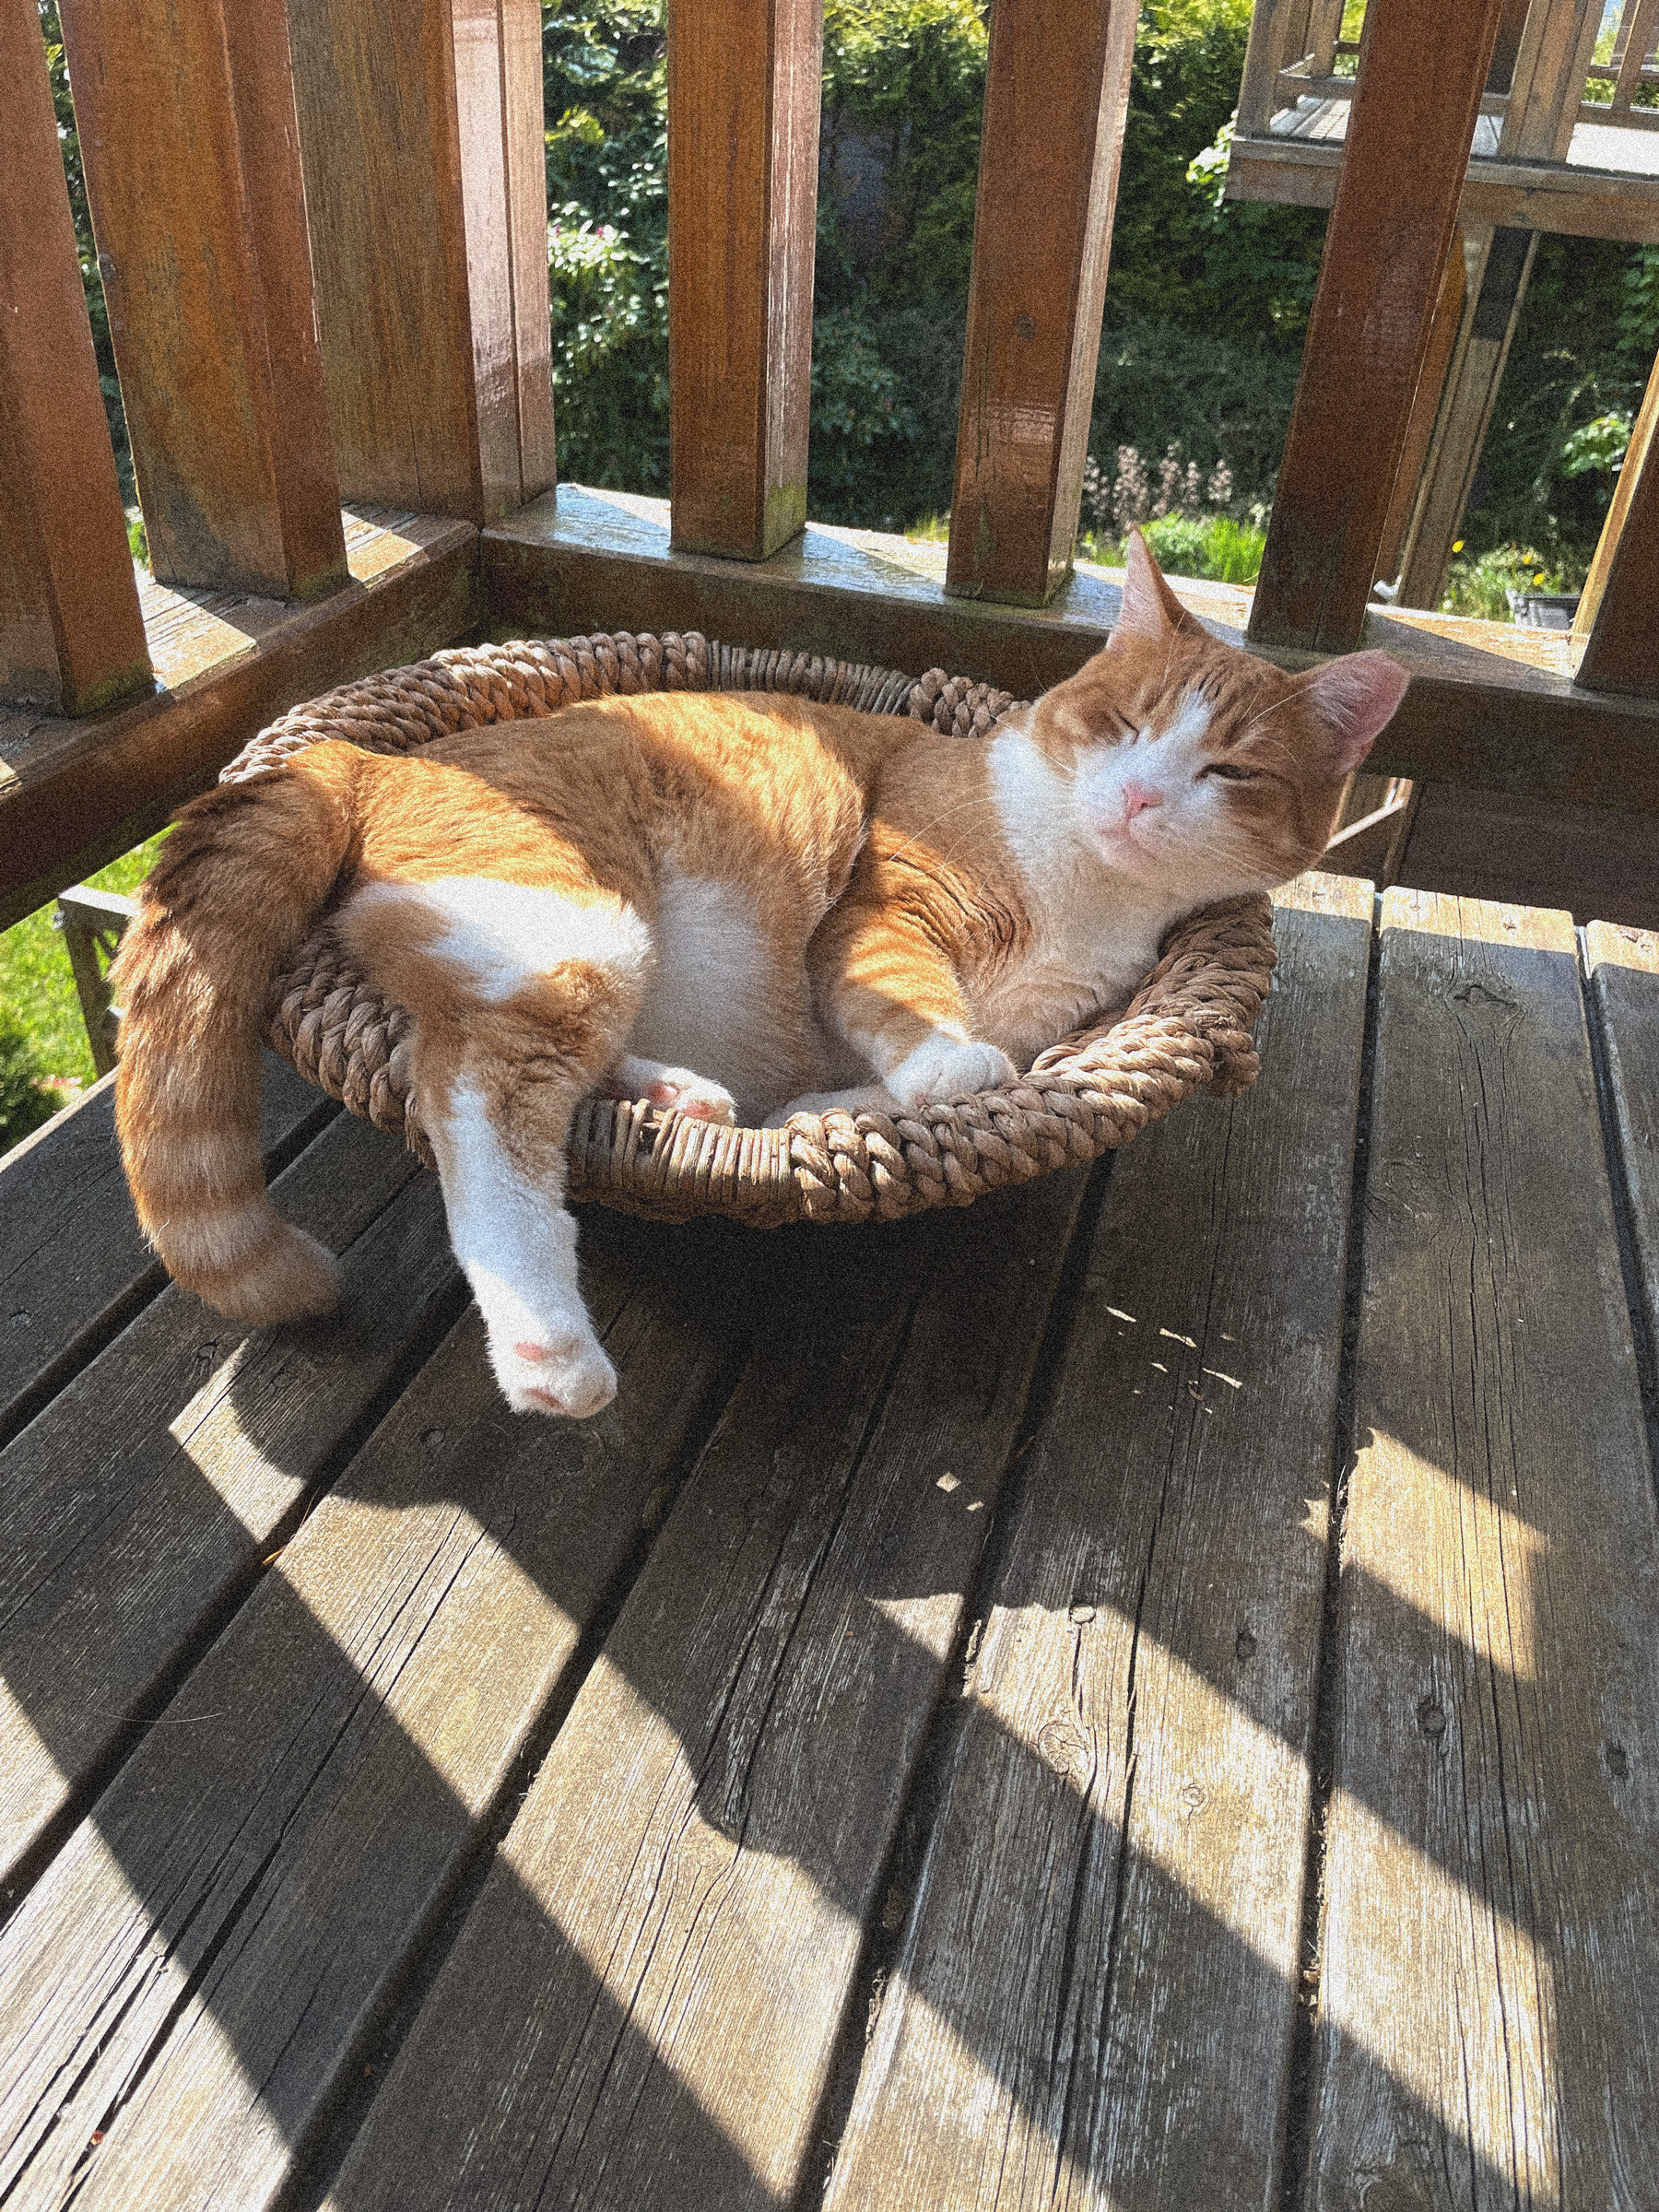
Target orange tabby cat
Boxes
[112,533,1406,1418]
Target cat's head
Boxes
[1023,529,1408,899]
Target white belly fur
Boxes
[629,872,810,1118]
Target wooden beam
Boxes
[944,0,1138,607]
[56,0,347,602]
[1225,130,1659,243]
[1373,237,1468,587]
[0,0,150,714]
[1609,0,1659,111]
[285,0,555,525]
[666,0,823,560]
[0,512,478,930]
[1250,0,1507,653]
[483,486,1659,813]
[1571,344,1659,697]
[1394,225,1538,610]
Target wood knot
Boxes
[1036,1719,1088,1777]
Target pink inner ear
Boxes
[1110,527,1186,647]
[1301,652,1410,773]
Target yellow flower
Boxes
[1533,571,1546,584]
[1452,539,1464,552]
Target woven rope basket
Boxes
[223,630,1278,1227]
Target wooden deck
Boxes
[2,876,1657,2210]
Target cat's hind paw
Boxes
[886,1035,1018,1111]
[492,1322,618,1419]
[605,1055,736,1124]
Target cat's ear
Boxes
[1110,527,1207,648]
[1299,651,1410,773]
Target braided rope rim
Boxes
[228,631,1277,1226]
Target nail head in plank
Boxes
[667,0,823,559]
[56,0,347,601]
[945,0,1138,606]
[324,1173,1091,2212]
[1249,0,1508,652]
[1309,890,1659,2206]
[0,1053,333,1447]
[0,4,150,714]
[0,1209,767,2212]
[822,891,1372,2210]
[1585,917,1659,1368]
[0,1114,451,1886]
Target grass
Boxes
[0,831,169,1150]
[1439,544,1586,622]
[909,509,1269,584]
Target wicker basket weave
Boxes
[222,630,1277,1227]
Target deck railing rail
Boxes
[4,0,1658,935]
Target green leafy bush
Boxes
[1440,545,1583,623]
[0,1012,60,1154]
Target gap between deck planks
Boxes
[821,875,1373,2211]
[0,1204,772,2212]
[1307,891,1659,2207]
[0,1109,455,1897]
[0,1053,335,1450]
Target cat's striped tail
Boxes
[112,744,362,1323]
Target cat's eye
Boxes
[1204,760,1258,782]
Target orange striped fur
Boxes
[112,534,1406,1418]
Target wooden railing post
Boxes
[1249,0,1508,653]
[666,0,823,561]
[56,0,348,603]
[285,0,555,525]
[945,0,1139,607]
[1571,346,1659,696]
[0,0,150,715]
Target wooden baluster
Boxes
[945,0,1139,607]
[1248,0,1508,653]
[285,0,554,526]
[1372,238,1468,589]
[666,0,822,561]
[1571,347,1659,696]
[1610,0,1659,111]
[0,0,150,714]
[1309,0,1346,79]
[1237,0,1316,129]
[56,0,347,602]
[1501,0,1602,158]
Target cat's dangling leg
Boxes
[598,1054,736,1124]
[342,877,653,1418]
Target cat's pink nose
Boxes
[1123,781,1162,819]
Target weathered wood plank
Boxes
[1571,337,1659,697]
[56,0,347,600]
[667,0,822,559]
[0,1053,334,1450]
[0,1207,766,2212]
[0,1114,455,1888]
[1584,919,1659,1357]
[1373,236,1467,590]
[820,875,1373,2211]
[1249,0,1508,651]
[0,512,478,931]
[481,488,1659,817]
[944,0,1137,606]
[1306,890,1659,2207]
[321,1169,1092,2212]
[0,1,150,714]
[287,0,554,524]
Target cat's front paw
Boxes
[606,1056,736,1124]
[491,1322,618,1419]
[887,1035,1018,1110]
